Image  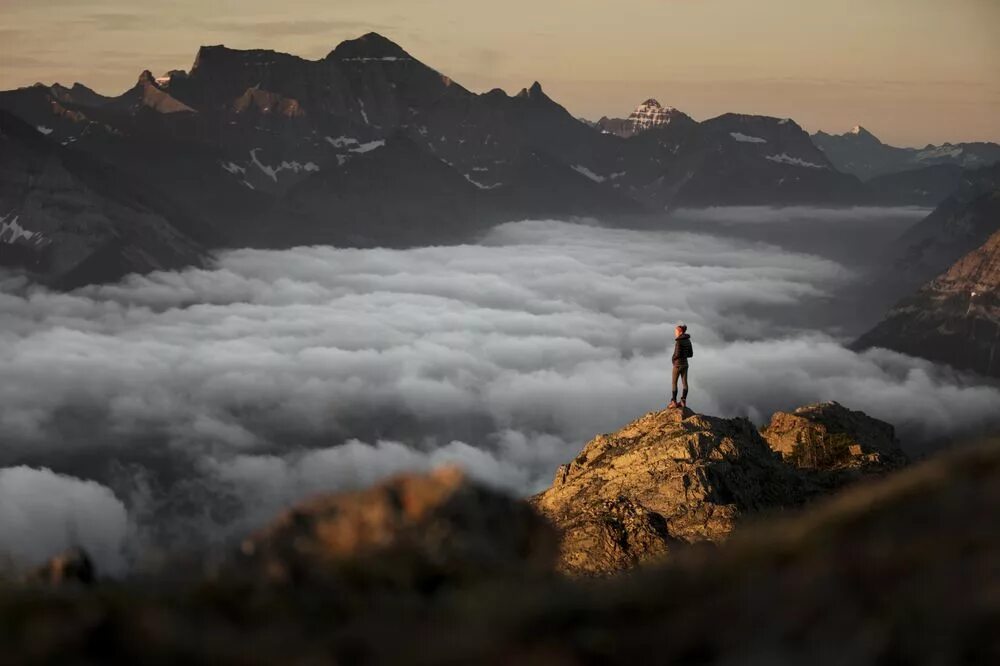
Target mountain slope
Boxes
[856,225,1000,377]
[0,110,207,288]
[892,163,1000,289]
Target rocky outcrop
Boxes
[761,401,908,476]
[235,467,557,587]
[532,407,811,574]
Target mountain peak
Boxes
[328,32,412,61]
[514,81,551,103]
[846,125,881,143]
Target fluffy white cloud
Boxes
[0,467,128,573]
[1,216,998,562]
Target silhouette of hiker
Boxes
[669,324,693,409]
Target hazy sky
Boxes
[1,0,998,146]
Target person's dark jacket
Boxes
[672,333,693,367]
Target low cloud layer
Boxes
[0,467,128,573]
[2,217,999,571]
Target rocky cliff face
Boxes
[892,163,1000,290]
[762,402,908,478]
[531,404,905,575]
[857,227,1000,377]
[857,165,1000,376]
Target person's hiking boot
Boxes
[667,400,679,409]
[680,398,687,409]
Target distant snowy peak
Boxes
[595,98,692,138]
[627,98,683,132]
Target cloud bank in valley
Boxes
[2,217,999,571]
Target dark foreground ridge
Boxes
[7,403,988,664]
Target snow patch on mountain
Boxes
[350,140,385,154]
[249,149,320,182]
[572,165,606,183]
[730,132,767,144]
[326,136,359,148]
[0,214,49,248]
[464,174,503,190]
[765,154,826,169]
[341,57,412,63]
[916,145,965,162]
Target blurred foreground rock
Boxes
[26,548,95,586]
[234,466,558,587]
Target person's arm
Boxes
[671,339,680,362]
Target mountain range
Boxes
[812,125,1000,180]
[2,32,1000,289]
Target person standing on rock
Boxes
[669,324,693,409]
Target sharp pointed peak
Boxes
[516,81,550,101]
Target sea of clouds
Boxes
[2,216,999,573]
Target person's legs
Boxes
[680,366,689,405]
[671,365,680,404]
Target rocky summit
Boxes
[533,403,908,575]
[762,401,908,476]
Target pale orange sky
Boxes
[1,0,998,146]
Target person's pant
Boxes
[671,365,689,402]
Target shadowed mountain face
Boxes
[0,110,206,288]
[857,165,1000,375]
[812,125,1000,180]
[857,226,1000,377]
[890,163,1000,291]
